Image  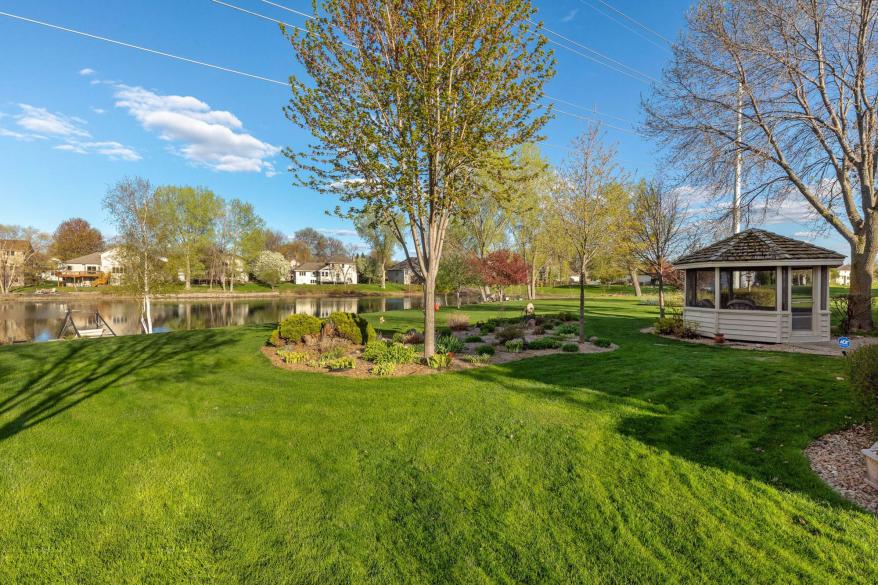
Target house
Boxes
[676,228,844,343]
[292,257,358,285]
[0,239,35,289]
[835,264,851,285]
[57,248,124,287]
[386,258,422,285]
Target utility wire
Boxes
[532,19,658,84]
[553,108,646,137]
[0,9,289,85]
[579,0,671,53]
[260,0,314,20]
[591,0,672,45]
[544,95,638,126]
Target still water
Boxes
[0,296,428,343]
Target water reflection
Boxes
[0,295,423,343]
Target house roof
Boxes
[838,264,851,271]
[295,262,328,272]
[674,229,845,266]
[388,258,419,271]
[0,239,33,252]
[65,251,103,265]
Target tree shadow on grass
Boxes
[0,329,235,442]
[459,345,864,509]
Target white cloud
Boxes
[562,9,578,22]
[0,103,139,162]
[15,104,90,138]
[318,228,358,237]
[112,84,277,173]
[54,140,141,161]
[91,107,106,115]
[79,68,96,76]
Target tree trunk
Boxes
[142,267,153,334]
[849,245,876,331]
[527,264,537,300]
[456,288,461,309]
[658,275,666,319]
[423,271,437,356]
[380,261,386,290]
[185,254,191,290]
[630,267,642,297]
[578,263,586,343]
[479,285,489,302]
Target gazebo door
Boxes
[790,268,814,331]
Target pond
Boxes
[0,295,442,343]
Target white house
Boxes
[835,264,851,285]
[58,248,124,287]
[292,257,358,285]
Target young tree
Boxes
[284,0,553,356]
[103,177,168,334]
[354,210,398,289]
[554,127,626,342]
[631,180,686,318]
[645,0,878,331]
[155,186,222,290]
[50,218,104,260]
[458,193,509,301]
[253,250,290,289]
[436,252,477,308]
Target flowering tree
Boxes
[253,250,290,289]
[470,250,529,301]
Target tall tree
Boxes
[219,199,265,292]
[155,186,222,290]
[354,209,398,289]
[50,218,104,260]
[292,227,346,259]
[284,0,553,356]
[631,180,687,318]
[457,191,509,301]
[554,127,626,342]
[103,177,168,334]
[645,0,878,331]
[262,229,289,253]
[503,144,552,300]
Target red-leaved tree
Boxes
[469,250,529,301]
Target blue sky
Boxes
[0,0,850,258]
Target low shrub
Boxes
[561,343,579,352]
[437,327,452,337]
[268,328,284,347]
[447,313,470,331]
[404,329,424,344]
[436,334,465,354]
[370,362,397,376]
[463,354,491,364]
[279,313,322,343]
[527,337,561,350]
[496,324,524,343]
[427,352,452,369]
[478,321,496,333]
[322,356,356,371]
[654,317,676,335]
[593,337,612,348]
[362,341,389,362]
[326,312,377,345]
[464,335,483,343]
[383,342,418,365]
[475,344,496,356]
[532,326,545,335]
[278,350,309,364]
[848,345,878,425]
[504,339,525,353]
[558,311,574,322]
[391,331,405,344]
[319,346,347,362]
[554,323,579,336]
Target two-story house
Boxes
[292,257,358,285]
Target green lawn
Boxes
[0,296,876,582]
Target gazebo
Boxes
[674,229,845,343]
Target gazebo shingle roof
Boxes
[674,228,844,266]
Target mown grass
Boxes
[0,296,876,582]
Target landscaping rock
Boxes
[805,423,878,515]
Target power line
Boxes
[552,107,646,137]
[532,20,658,84]
[544,94,638,126]
[0,9,289,85]
[260,0,314,20]
[591,0,672,45]
[579,0,671,53]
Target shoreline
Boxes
[1,289,423,302]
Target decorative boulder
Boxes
[863,442,878,490]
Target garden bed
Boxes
[265,311,617,378]
[805,423,878,515]
[642,326,878,356]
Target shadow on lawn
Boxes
[0,329,234,441]
[459,338,862,509]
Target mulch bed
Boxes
[804,423,878,515]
